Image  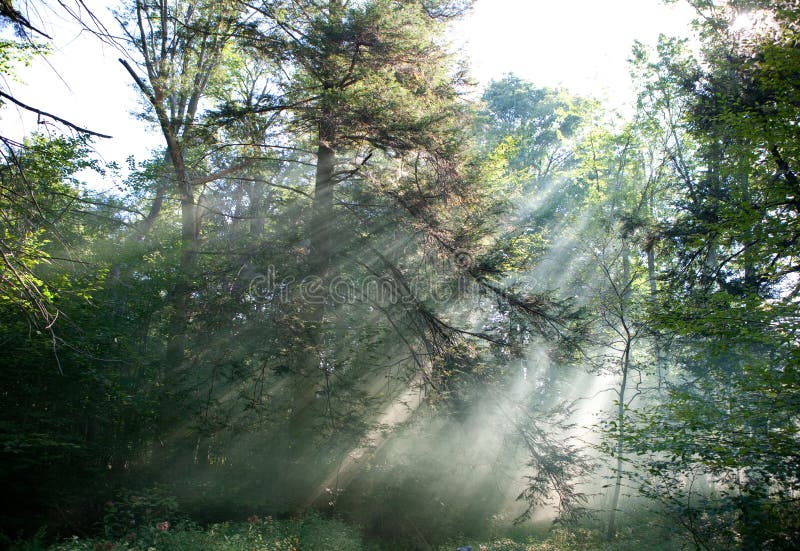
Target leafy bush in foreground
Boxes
[46,514,371,551]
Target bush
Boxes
[44,512,375,551]
[101,485,183,539]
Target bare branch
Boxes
[0,91,112,138]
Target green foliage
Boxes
[5,0,800,548]
[0,134,102,326]
[0,38,48,80]
[0,134,163,540]
[102,487,182,539]
[437,520,684,550]
[616,2,800,547]
[46,514,373,551]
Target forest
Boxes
[0,0,798,549]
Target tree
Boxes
[0,3,114,332]
[247,0,475,285]
[0,136,161,537]
[626,3,800,547]
[117,0,245,365]
[242,0,478,420]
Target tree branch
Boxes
[0,91,112,138]
[118,58,156,105]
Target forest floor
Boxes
[12,513,687,551]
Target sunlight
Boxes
[304,373,426,508]
[731,11,756,34]
[4,0,798,547]
[730,9,778,39]
[450,0,695,105]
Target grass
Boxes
[439,525,686,551]
[11,514,377,551]
[9,508,689,551]
[435,508,689,551]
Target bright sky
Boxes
[453,0,695,98]
[2,0,696,189]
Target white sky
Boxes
[452,0,695,98]
[2,0,696,189]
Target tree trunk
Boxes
[607,337,631,541]
[647,245,666,389]
[310,120,336,281]
[248,178,267,236]
[284,116,338,505]
[165,157,199,367]
[609,239,632,541]
[137,150,172,238]
[741,173,758,295]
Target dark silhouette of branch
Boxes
[118,58,156,105]
[0,90,112,138]
[0,0,52,38]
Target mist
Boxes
[3,1,799,550]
